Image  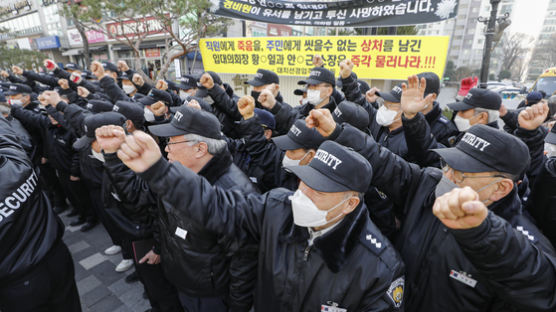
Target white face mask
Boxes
[122,84,136,95]
[9,98,23,106]
[454,115,472,132]
[291,189,349,227]
[306,89,323,105]
[91,149,105,163]
[545,143,556,158]
[281,151,310,171]
[375,105,399,126]
[179,90,189,101]
[144,107,155,122]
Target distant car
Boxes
[485,81,510,89]
[492,86,524,110]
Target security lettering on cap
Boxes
[314,150,342,170]
[460,133,491,152]
[86,103,93,109]
[465,93,473,101]
[310,70,321,77]
[255,72,263,79]
[290,124,302,136]
[9,85,16,90]
[392,86,402,94]
[112,106,120,112]
[174,111,184,122]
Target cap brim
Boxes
[272,135,304,150]
[545,131,556,144]
[294,89,306,96]
[376,91,400,103]
[4,91,18,95]
[73,136,94,151]
[148,123,187,138]
[287,165,350,193]
[447,101,474,111]
[432,147,494,173]
[304,78,325,86]
[245,79,265,87]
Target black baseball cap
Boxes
[5,83,32,95]
[73,112,127,150]
[178,75,197,90]
[526,91,543,105]
[254,108,276,130]
[119,72,131,81]
[85,100,114,113]
[113,101,145,129]
[432,124,530,176]
[64,63,81,71]
[376,85,402,103]
[148,105,222,139]
[300,67,335,87]
[287,141,372,193]
[294,86,307,96]
[545,124,556,145]
[272,119,325,151]
[148,89,172,105]
[447,88,501,112]
[246,69,279,87]
[417,72,440,96]
[166,80,180,92]
[196,71,223,98]
[333,101,370,131]
[102,61,119,74]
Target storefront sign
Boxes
[35,35,61,50]
[200,35,450,80]
[106,16,167,39]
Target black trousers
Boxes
[134,253,183,312]
[0,241,81,312]
[38,163,68,209]
[57,170,94,221]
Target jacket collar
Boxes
[197,149,233,184]
[314,204,368,273]
[490,187,522,222]
[425,102,442,124]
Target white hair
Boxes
[183,133,227,155]
[474,107,499,123]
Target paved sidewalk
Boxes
[60,212,151,312]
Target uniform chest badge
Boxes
[321,301,347,312]
[449,270,477,288]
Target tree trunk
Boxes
[157,46,187,80]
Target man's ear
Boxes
[324,85,333,97]
[196,142,208,158]
[489,178,514,202]
[475,111,489,125]
[342,195,360,215]
[431,93,438,101]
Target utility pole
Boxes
[478,0,510,88]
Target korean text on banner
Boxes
[199,36,450,80]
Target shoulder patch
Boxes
[360,231,386,255]
[386,277,404,308]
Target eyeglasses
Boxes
[166,139,196,150]
[440,160,507,184]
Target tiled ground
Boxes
[60,212,151,312]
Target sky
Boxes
[508,0,549,38]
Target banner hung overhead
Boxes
[209,0,459,27]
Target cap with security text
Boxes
[272,119,325,151]
[287,141,373,193]
[433,124,529,176]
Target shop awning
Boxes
[62,48,83,56]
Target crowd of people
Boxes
[0,54,555,312]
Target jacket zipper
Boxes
[303,245,312,261]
